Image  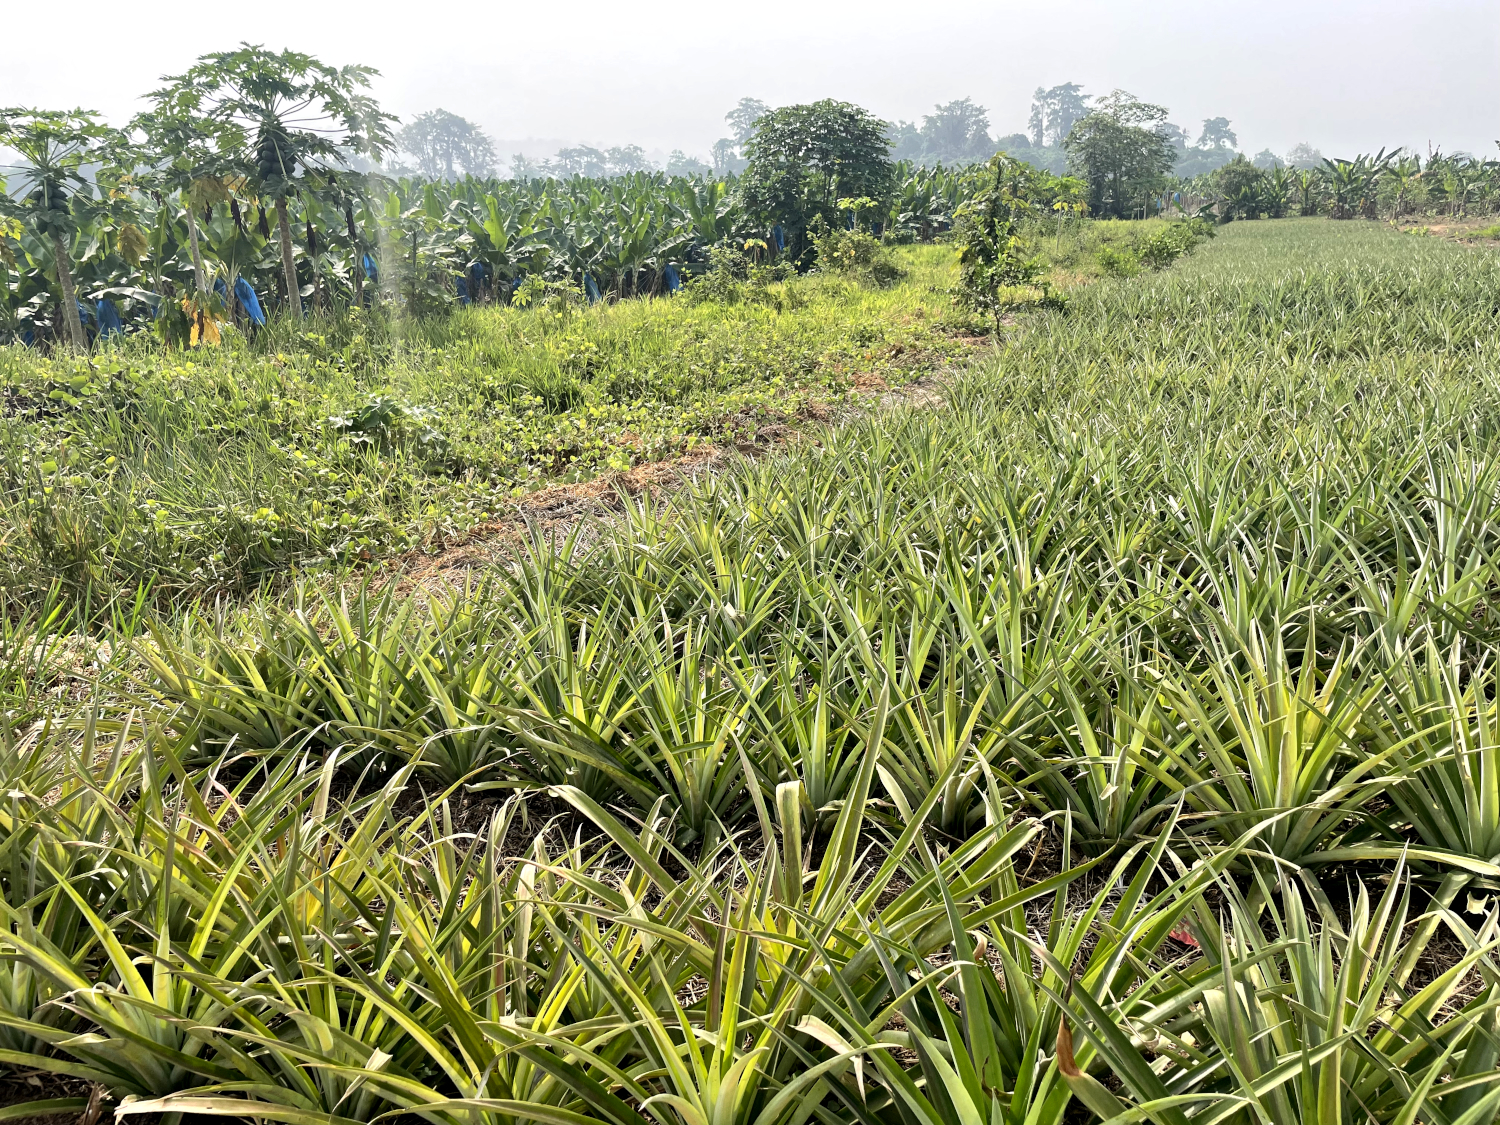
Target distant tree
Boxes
[666,150,711,175]
[997,132,1032,150]
[1030,84,1091,147]
[707,99,771,176]
[397,109,495,179]
[1173,147,1237,178]
[604,145,653,175]
[1252,148,1284,170]
[889,120,924,162]
[726,98,771,145]
[1027,94,1044,148]
[739,99,894,263]
[1093,90,1171,128]
[1197,117,1237,151]
[710,137,744,174]
[550,145,609,177]
[509,152,546,179]
[1064,91,1176,218]
[1157,122,1191,151]
[0,109,124,349]
[1286,142,1323,169]
[920,98,993,163]
[154,44,396,319]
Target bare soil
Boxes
[1392,216,1500,242]
[377,353,982,598]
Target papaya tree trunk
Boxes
[275,196,302,318]
[184,202,208,294]
[311,253,324,312]
[51,231,86,351]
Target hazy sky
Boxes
[5,0,1497,161]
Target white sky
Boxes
[4,0,1497,161]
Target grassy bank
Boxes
[0,245,977,616]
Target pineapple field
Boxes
[6,48,1500,1125]
[0,219,1497,1124]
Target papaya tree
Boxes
[130,103,237,297]
[152,44,395,318]
[0,108,123,349]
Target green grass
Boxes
[0,245,978,615]
[5,218,1500,1125]
[1023,214,1185,279]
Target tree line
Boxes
[0,49,1005,350]
[4,45,1491,352]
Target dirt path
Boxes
[378,363,974,597]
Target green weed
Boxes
[0,246,973,617]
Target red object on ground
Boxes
[1169,924,1199,948]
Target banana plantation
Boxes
[1,160,996,346]
[5,137,1492,350]
[3,45,1489,352]
[0,96,983,349]
[1190,148,1500,222]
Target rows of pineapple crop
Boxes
[1,220,1499,1122]
[129,221,1500,868]
[0,713,1490,1125]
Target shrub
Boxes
[327,394,450,462]
[953,154,1056,330]
[1096,244,1141,277]
[512,274,584,313]
[1098,219,1214,276]
[808,219,904,285]
[1137,218,1215,270]
[683,244,796,306]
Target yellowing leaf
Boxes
[181,296,223,347]
[186,176,232,209]
[117,223,148,265]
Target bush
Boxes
[1096,245,1142,277]
[681,244,795,307]
[327,394,450,463]
[1098,219,1214,276]
[511,275,584,314]
[952,155,1057,329]
[682,244,749,305]
[1137,218,1215,270]
[808,219,905,285]
[1136,235,1178,270]
[1211,156,1268,220]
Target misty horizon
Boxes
[4,0,1496,170]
